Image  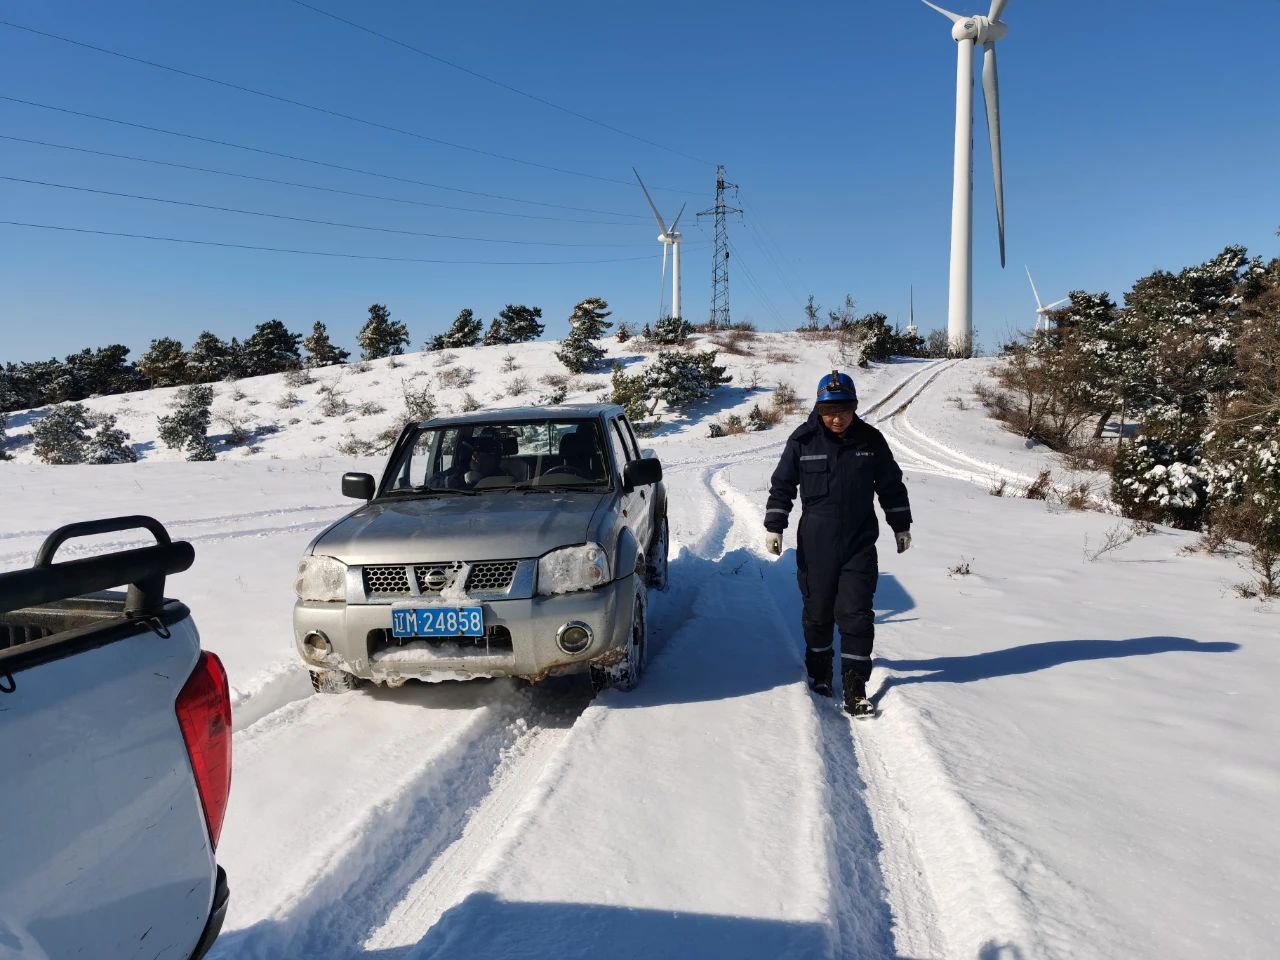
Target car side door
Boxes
[607,415,652,555]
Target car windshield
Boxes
[381,418,612,495]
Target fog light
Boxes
[303,631,331,657]
[556,621,593,655]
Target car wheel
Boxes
[309,669,359,694]
[590,581,647,693]
[645,515,669,591]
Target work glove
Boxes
[896,530,912,554]
[765,532,783,556]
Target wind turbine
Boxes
[921,0,1010,355]
[1025,265,1068,333]
[633,168,685,321]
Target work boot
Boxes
[805,648,833,698]
[842,673,873,718]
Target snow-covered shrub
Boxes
[318,385,351,417]
[83,413,138,464]
[401,382,436,422]
[746,404,781,431]
[157,385,215,460]
[646,315,691,345]
[276,391,301,408]
[283,367,314,388]
[438,366,476,389]
[645,350,731,410]
[32,403,92,464]
[609,362,653,423]
[460,392,481,412]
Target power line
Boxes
[0,96,644,220]
[0,219,663,265]
[284,0,712,167]
[0,18,702,194]
[0,134,631,225]
[726,235,787,327]
[0,174,648,247]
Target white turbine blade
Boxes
[633,167,669,235]
[920,0,964,23]
[1025,265,1043,310]
[668,203,687,233]
[982,41,1006,268]
[989,0,1009,21]
[1045,297,1070,310]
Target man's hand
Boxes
[765,532,783,556]
[896,530,912,554]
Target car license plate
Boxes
[391,607,485,638]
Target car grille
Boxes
[367,625,514,658]
[466,560,519,593]
[362,560,521,598]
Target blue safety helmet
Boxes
[815,369,857,405]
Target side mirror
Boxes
[622,457,662,490]
[342,472,375,500]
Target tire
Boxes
[645,514,670,591]
[590,581,647,693]
[309,669,359,694]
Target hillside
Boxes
[2,337,1276,959]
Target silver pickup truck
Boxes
[294,404,668,692]
[0,517,230,960]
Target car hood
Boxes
[311,491,608,564]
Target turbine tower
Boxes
[1025,265,1068,333]
[633,169,685,322]
[921,0,1010,356]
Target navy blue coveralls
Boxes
[764,407,912,686]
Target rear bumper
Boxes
[188,866,229,960]
[294,575,635,681]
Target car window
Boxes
[382,418,611,493]
[608,419,631,471]
[618,416,641,461]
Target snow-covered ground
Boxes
[3,338,1276,959]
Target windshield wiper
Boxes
[382,486,478,497]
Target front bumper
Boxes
[294,574,634,682]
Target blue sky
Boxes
[2,0,1278,363]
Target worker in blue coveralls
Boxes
[763,370,912,716]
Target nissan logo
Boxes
[424,569,449,591]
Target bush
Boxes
[645,350,731,410]
[401,382,436,421]
[460,392,481,412]
[32,404,92,464]
[157,385,214,459]
[1024,469,1053,500]
[318,385,351,417]
[438,366,476,389]
[646,315,692,345]
[747,404,783,431]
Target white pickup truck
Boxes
[0,517,230,960]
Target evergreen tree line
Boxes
[982,244,1280,589]
[797,294,931,363]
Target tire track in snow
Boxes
[709,462,1040,958]
[210,678,589,960]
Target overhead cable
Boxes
[0,135,632,225]
[0,174,649,247]
[0,18,701,195]
[0,96,644,220]
[285,0,712,167]
[0,220,664,265]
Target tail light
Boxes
[176,651,233,850]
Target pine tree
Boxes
[186,331,235,384]
[650,315,691,345]
[482,316,508,346]
[430,308,483,350]
[610,362,654,422]
[63,344,143,398]
[157,385,215,459]
[556,331,606,374]
[497,304,544,343]
[138,337,188,387]
[646,350,732,409]
[83,413,138,464]
[801,295,822,331]
[241,319,303,376]
[556,297,613,373]
[302,321,350,367]
[0,410,10,460]
[357,304,409,360]
[31,403,92,464]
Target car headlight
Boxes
[295,555,348,601]
[537,543,611,596]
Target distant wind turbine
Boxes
[920,0,1011,355]
[1025,265,1069,332]
[633,168,685,321]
